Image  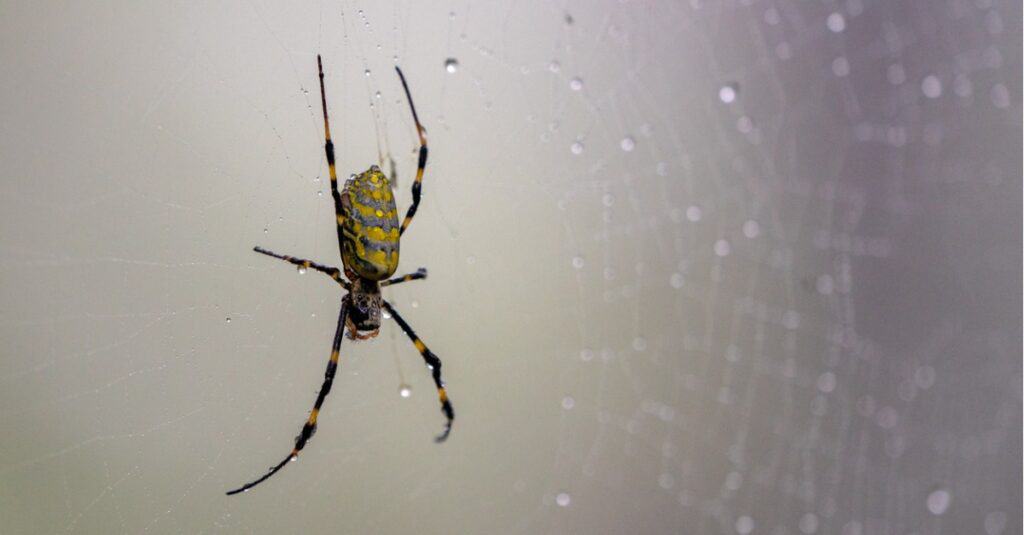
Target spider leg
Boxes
[253,246,348,288]
[379,268,428,287]
[394,66,428,237]
[226,302,349,495]
[381,299,453,442]
[318,55,347,259]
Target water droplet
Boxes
[714,239,731,256]
[832,57,850,77]
[991,83,1010,108]
[620,136,635,151]
[317,190,323,196]
[399,384,412,398]
[817,372,836,393]
[375,91,381,99]
[555,492,571,507]
[548,61,561,73]
[887,64,906,85]
[725,471,743,490]
[225,317,231,323]
[686,206,702,221]
[364,69,371,77]
[571,256,584,269]
[735,516,755,534]
[719,83,738,103]
[782,310,800,329]
[816,274,834,294]
[570,141,584,154]
[569,77,583,91]
[743,220,760,238]
[411,300,419,308]
[561,396,575,409]
[382,309,392,319]
[444,58,459,73]
[827,12,846,32]
[922,75,942,98]
[669,273,684,289]
[602,193,614,207]
[985,511,1007,534]
[632,337,647,351]
[263,228,268,234]
[927,489,951,515]
[297,265,307,274]
[799,513,819,533]
[580,349,594,361]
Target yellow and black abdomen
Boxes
[340,166,400,280]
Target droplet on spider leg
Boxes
[399,384,412,398]
[297,265,307,274]
[444,58,459,73]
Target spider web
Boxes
[0,1,1019,534]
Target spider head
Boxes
[346,278,382,335]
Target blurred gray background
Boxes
[0,1,1020,534]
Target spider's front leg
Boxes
[253,246,348,288]
[380,268,428,287]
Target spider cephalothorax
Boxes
[346,276,382,338]
[227,56,452,496]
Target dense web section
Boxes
[0,1,1019,534]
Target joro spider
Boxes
[226,56,453,495]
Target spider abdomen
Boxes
[340,166,400,280]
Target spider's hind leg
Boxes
[381,299,453,442]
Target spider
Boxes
[226,56,453,495]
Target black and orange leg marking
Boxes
[253,246,348,288]
[318,55,346,256]
[394,66,428,237]
[226,302,348,495]
[379,268,428,287]
[380,300,453,442]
